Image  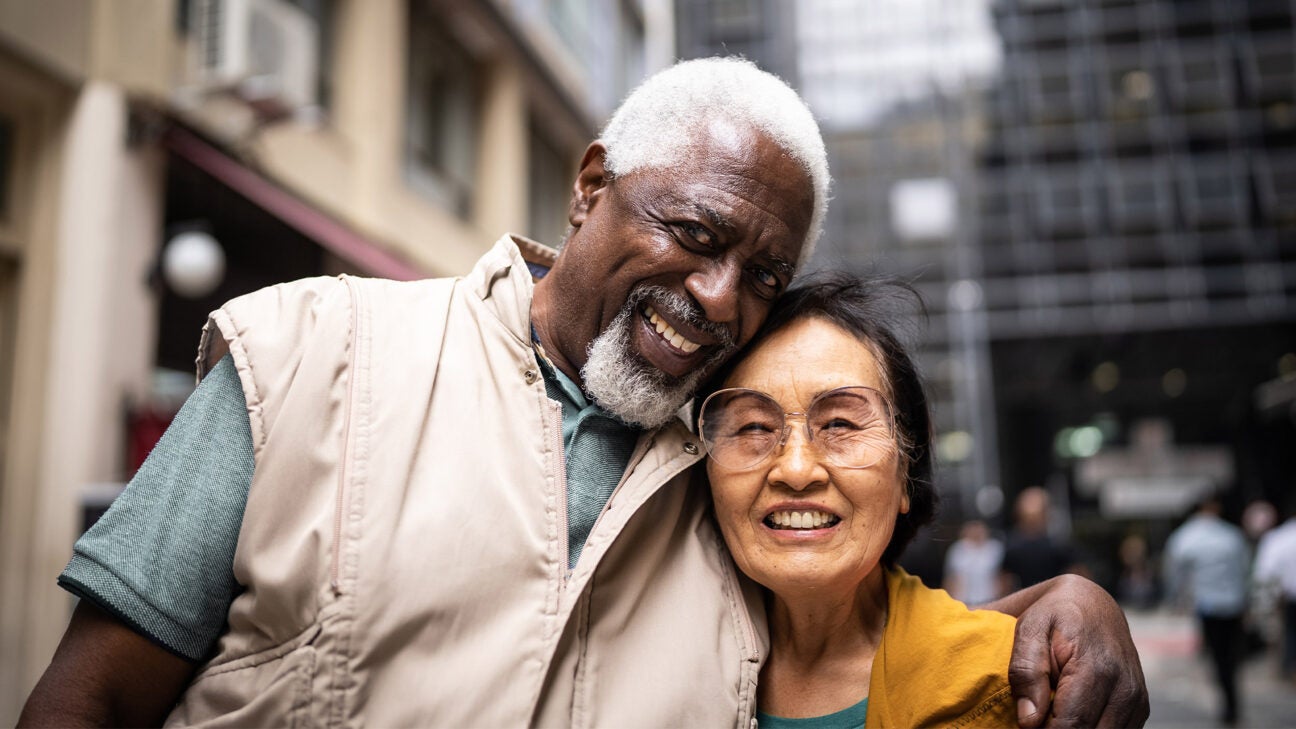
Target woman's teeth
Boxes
[645,305,702,354]
[765,511,841,530]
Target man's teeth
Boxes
[765,511,841,530]
[644,305,702,354]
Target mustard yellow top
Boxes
[864,568,1019,728]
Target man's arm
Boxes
[985,574,1149,728]
[18,601,195,728]
[21,355,255,726]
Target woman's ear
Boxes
[569,142,610,228]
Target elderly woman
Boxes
[699,274,1017,728]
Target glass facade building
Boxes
[676,0,1296,577]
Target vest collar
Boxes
[464,233,558,344]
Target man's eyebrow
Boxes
[767,256,796,278]
[691,204,737,236]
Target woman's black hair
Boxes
[699,271,936,567]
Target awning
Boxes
[162,125,423,281]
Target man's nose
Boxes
[684,258,741,325]
[769,423,828,492]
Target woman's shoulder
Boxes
[887,567,1017,640]
[864,568,1017,728]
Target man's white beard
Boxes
[582,285,735,429]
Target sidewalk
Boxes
[1128,608,1296,727]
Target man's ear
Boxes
[569,141,610,228]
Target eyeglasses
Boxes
[698,386,897,471]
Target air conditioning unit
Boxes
[189,0,320,114]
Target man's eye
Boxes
[751,266,781,291]
[680,223,716,248]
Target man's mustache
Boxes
[629,285,735,349]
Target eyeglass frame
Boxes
[697,385,900,471]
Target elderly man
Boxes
[21,59,1146,728]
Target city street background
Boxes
[1133,608,1296,727]
[1,0,1293,723]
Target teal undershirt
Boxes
[532,349,640,567]
[59,346,639,660]
[758,697,869,729]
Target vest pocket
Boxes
[166,625,322,727]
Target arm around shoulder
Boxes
[989,574,1149,728]
[18,601,195,728]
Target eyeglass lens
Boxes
[700,387,894,470]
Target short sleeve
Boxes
[58,354,254,662]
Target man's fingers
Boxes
[1008,613,1056,729]
[1047,655,1117,728]
[1090,662,1151,728]
[1003,575,1149,727]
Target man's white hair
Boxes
[600,57,830,268]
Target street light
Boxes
[162,230,226,298]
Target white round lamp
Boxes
[162,230,226,298]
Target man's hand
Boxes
[987,574,1150,727]
[18,600,195,727]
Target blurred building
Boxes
[983,0,1296,571]
[0,0,671,718]
[678,0,1296,586]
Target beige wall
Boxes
[0,0,93,82]
[0,55,162,721]
[0,49,73,723]
[0,0,173,95]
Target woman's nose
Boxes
[769,424,829,491]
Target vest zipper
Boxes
[544,398,569,579]
[331,276,362,593]
[577,434,694,575]
[576,437,651,575]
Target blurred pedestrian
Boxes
[944,519,1003,606]
[1000,486,1085,593]
[1117,534,1157,610]
[1164,495,1250,725]
[1254,505,1296,684]
[1242,499,1278,542]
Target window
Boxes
[542,0,644,119]
[708,0,762,40]
[890,177,957,243]
[406,8,483,218]
[528,121,572,248]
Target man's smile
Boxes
[643,305,702,353]
[627,292,731,380]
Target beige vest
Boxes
[165,236,767,728]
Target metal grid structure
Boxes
[674,0,799,84]
[981,0,1296,339]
